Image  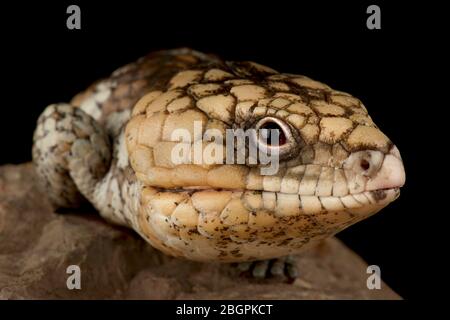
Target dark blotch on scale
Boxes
[371,189,387,202]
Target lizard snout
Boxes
[343,146,405,193]
[365,145,405,191]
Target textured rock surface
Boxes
[0,163,400,299]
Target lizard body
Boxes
[32,48,405,270]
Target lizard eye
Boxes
[252,116,299,159]
[258,120,287,146]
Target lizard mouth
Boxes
[144,144,404,226]
[168,186,401,216]
[164,145,405,215]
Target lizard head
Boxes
[125,59,405,261]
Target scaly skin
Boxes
[32,48,405,275]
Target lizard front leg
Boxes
[32,103,111,209]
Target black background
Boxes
[0,1,442,300]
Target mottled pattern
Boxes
[33,103,111,207]
[32,48,405,263]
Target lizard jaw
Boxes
[168,144,405,217]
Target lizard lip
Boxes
[175,186,401,206]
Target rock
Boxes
[0,163,401,299]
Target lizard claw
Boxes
[235,255,299,282]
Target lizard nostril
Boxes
[360,159,370,171]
